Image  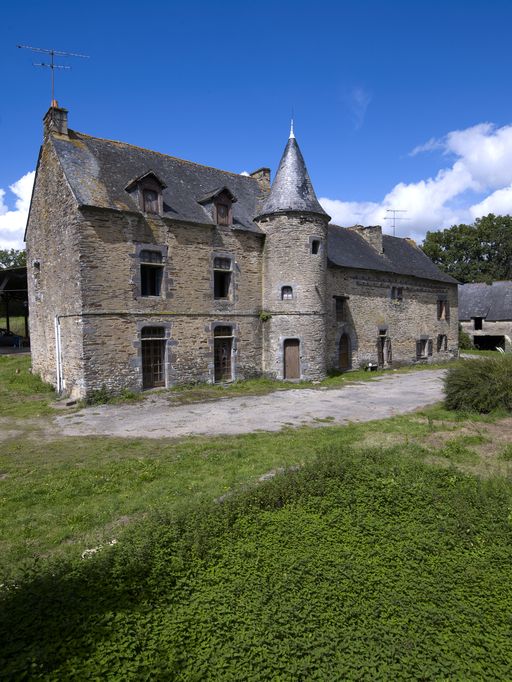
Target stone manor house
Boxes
[26,105,458,399]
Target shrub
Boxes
[445,355,512,412]
[458,324,473,350]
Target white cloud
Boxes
[320,121,512,242]
[0,171,35,250]
[345,86,372,131]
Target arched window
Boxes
[281,286,293,300]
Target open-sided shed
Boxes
[0,266,29,339]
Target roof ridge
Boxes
[65,130,260,181]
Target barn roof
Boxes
[458,281,512,320]
[328,226,458,284]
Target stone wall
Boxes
[327,267,459,369]
[257,212,329,380]
[460,319,512,350]
[75,207,264,395]
[25,139,86,398]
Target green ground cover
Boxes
[2,448,511,679]
[1,354,512,678]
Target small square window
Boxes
[311,239,320,255]
[281,286,293,300]
[391,286,403,301]
[474,317,483,330]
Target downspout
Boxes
[54,315,63,394]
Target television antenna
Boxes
[17,44,89,106]
[384,209,407,237]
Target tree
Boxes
[0,249,26,268]
[422,214,512,283]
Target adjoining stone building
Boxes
[459,281,512,351]
[26,105,458,399]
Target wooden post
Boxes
[5,294,10,333]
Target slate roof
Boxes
[327,225,458,284]
[50,130,264,232]
[258,136,328,218]
[458,281,512,320]
[48,129,455,284]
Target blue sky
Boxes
[2,0,512,248]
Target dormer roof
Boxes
[198,186,238,205]
[125,170,167,192]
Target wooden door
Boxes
[142,339,166,388]
[283,339,300,379]
[338,334,351,370]
[214,337,232,382]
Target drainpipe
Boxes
[54,315,63,394]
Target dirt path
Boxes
[55,369,446,439]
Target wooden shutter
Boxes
[427,339,433,356]
[416,340,422,359]
[385,337,392,364]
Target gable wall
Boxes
[26,140,85,397]
[327,266,458,369]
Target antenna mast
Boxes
[17,44,89,106]
[384,209,407,237]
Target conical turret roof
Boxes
[258,127,328,218]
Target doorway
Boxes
[141,327,166,389]
[338,334,351,371]
[283,339,300,379]
[214,326,233,382]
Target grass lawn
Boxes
[1,354,512,678]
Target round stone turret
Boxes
[255,126,330,381]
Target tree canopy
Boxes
[0,249,26,269]
[422,214,512,283]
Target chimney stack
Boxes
[351,225,384,254]
[250,167,271,194]
[43,101,68,138]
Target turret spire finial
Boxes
[289,117,295,139]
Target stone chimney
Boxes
[250,167,271,193]
[43,101,68,138]
[352,225,383,254]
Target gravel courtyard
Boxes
[56,369,446,439]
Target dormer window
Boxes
[216,201,230,226]
[143,189,159,214]
[198,186,237,226]
[125,171,166,217]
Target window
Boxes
[216,202,230,226]
[335,297,346,322]
[311,239,320,255]
[281,286,293,300]
[140,249,163,297]
[437,299,449,321]
[214,257,232,299]
[391,286,403,301]
[474,317,483,330]
[416,338,433,359]
[143,189,159,214]
[437,334,448,352]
